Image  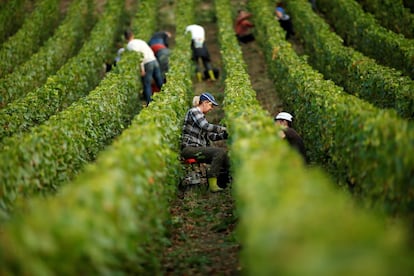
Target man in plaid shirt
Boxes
[181,92,229,192]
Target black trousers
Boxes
[191,41,213,73]
[181,146,230,186]
[279,19,295,39]
[237,34,255,43]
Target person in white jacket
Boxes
[124,30,164,106]
[185,24,216,82]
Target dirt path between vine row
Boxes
[159,1,288,275]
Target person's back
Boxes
[235,10,255,43]
[185,24,205,48]
[126,38,156,64]
[282,127,307,163]
[124,30,163,106]
[185,24,215,81]
[185,24,205,40]
[148,31,171,82]
[148,31,171,54]
[148,31,170,47]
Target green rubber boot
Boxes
[197,72,203,82]
[208,177,223,192]
[208,69,216,81]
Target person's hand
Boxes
[222,130,228,139]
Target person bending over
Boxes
[234,9,255,43]
[148,31,171,82]
[274,112,308,163]
[275,3,295,39]
[124,30,164,106]
[185,24,216,82]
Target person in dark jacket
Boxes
[275,3,295,39]
[148,31,171,82]
[274,112,308,163]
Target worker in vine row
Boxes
[148,31,171,83]
[185,24,217,82]
[124,30,164,106]
[234,9,255,43]
[274,112,308,163]
[180,92,230,192]
[275,2,295,39]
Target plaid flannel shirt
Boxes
[180,107,226,149]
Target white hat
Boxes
[275,112,293,122]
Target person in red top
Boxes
[234,9,255,43]
[148,31,171,83]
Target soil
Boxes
[158,0,290,275]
